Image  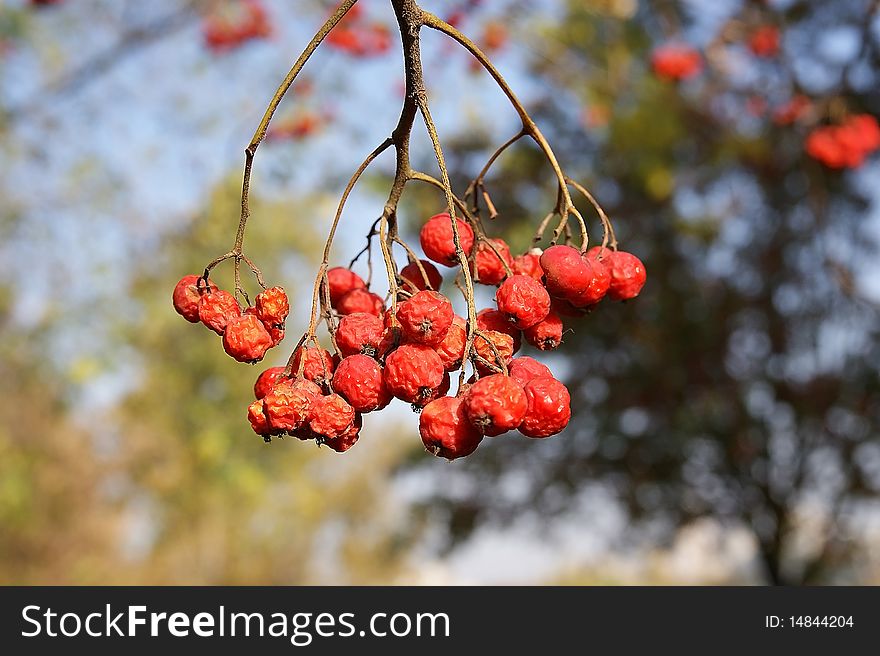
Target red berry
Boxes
[511,250,544,281]
[255,286,289,328]
[263,378,319,434]
[400,260,443,291]
[651,43,702,81]
[327,267,367,307]
[419,213,475,267]
[291,346,336,387]
[472,238,513,286]
[267,325,285,346]
[247,399,273,437]
[540,245,592,301]
[523,311,563,350]
[321,414,362,453]
[434,315,467,371]
[254,366,287,399]
[519,377,571,438]
[383,343,444,404]
[396,290,454,345]
[307,393,356,441]
[476,308,522,353]
[336,288,385,316]
[222,314,273,362]
[415,370,451,409]
[473,330,514,374]
[507,356,553,387]
[495,274,551,329]
[603,250,647,301]
[420,396,483,460]
[332,354,392,412]
[198,289,241,335]
[463,374,528,436]
[173,274,218,323]
[569,252,611,307]
[336,312,385,357]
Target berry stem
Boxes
[566,177,617,250]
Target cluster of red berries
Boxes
[650,44,703,81]
[172,275,288,363]
[748,25,780,58]
[209,211,645,460]
[805,114,880,169]
[202,0,271,53]
[325,4,392,58]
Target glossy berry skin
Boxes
[336,288,385,317]
[511,250,543,281]
[263,378,318,434]
[540,245,592,301]
[198,290,241,335]
[419,213,475,267]
[495,274,551,329]
[434,316,467,371]
[519,377,571,438]
[396,290,454,346]
[463,374,528,437]
[476,308,522,353]
[400,260,443,291]
[173,274,218,323]
[472,238,513,286]
[420,396,483,460]
[254,366,287,399]
[473,330,515,375]
[332,354,391,413]
[255,286,289,328]
[603,250,647,301]
[383,343,444,404]
[327,267,366,307]
[222,314,273,363]
[336,312,385,357]
[291,347,336,387]
[307,393,356,441]
[507,356,553,388]
[247,399,272,437]
[322,414,362,453]
[523,312,563,351]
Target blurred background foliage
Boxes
[1,0,878,584]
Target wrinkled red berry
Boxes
[476,308,522,353]
[263,378,319,434]
[420,396,483,460]
[396,290,454,345]
[327,267,367,307]
[495,274,551,329]
[255,286,289,328]
[415,370,451,409]
[519,377,571,438]
[511,250,543,281]
[523,311,563,350]
[336,288,385,316]
[602,250,646,301]
[254,366,287,399]
[473,330,514,374]
[291,346,336,387]
[400,259,443,291]
[540,245,592,301]
[332,354,391,413]
[419,213,475,267]
[336,312,385,357]
[198,289,242,335]
[321,414,362,453]
[434,315,467,371]
[307,393,356,441]
[507,356,554,387]
[247,399,273,437]
[173,274,218,323]
[222,314,273,362]
[383,343,444,404]
[472,238,513,286]
[463,374,528,436]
